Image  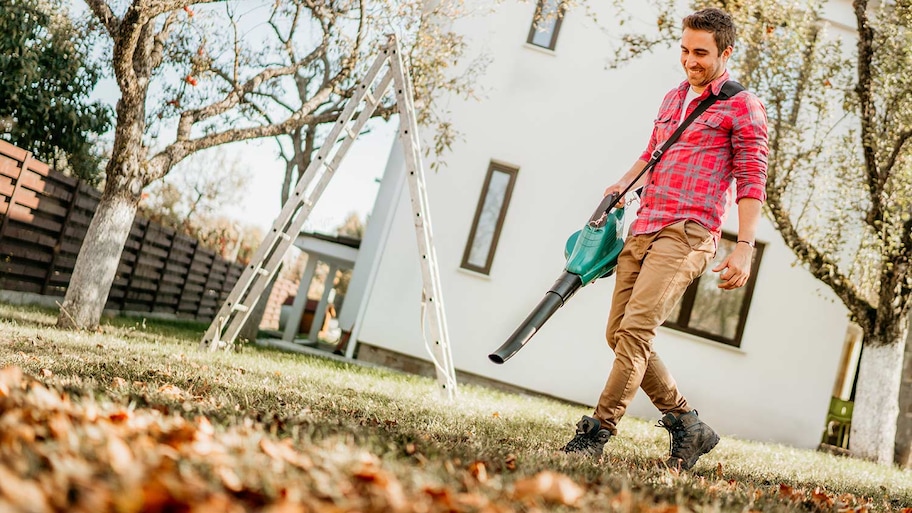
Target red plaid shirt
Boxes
[631,71,768,243]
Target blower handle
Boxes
[588,192,621,228]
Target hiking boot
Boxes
[562,415,612,458]
[657,410,719,470]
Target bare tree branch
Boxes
[175,62,309,140]
[150,11,179,70]
[766,189,875,330]
[854,0,884,229]
[84,0,118,36]
[882,130,912,178]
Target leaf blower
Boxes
[488,193,626,364]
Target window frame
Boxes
[526,0,564,51]
[661,232,765,348]
[460,162,519,275]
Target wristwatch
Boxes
[737,239,755,248]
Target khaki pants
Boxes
[594,220,715,434]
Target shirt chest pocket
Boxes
[654,111,677,142]
[688,112,729,145]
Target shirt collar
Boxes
[677,70,731,99]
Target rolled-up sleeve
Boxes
[731,92,769,203]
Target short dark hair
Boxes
[682,8,736,55]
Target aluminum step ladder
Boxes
[199,35,458,398]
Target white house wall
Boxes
[359,0,852,449]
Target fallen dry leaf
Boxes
[811,487,834,509]
[468,461,488,483]
[158,384,183,397]
[111,377,127,388]
[0,465,52,513]
[218,466,244,492]
[513,471,584,506]
[778,483,804,502]
[107,436,134,473]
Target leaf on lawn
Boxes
[513,471,584,506]
[198,416,215,436]
[0,465,51,513]
[260,438,313,470]
[158,384,183,397]
[160,422,197,448]
[811,487,834,509]
[111,377,128,388]
[778,483,804,502]
[644,505,679,513]
[352,458,407,512]
[218,466,244,492]
[423,486,456,508]
[468,460,488,483]
[107,436,134,473]
[39,368,53,378]
[505,454,517,471]
[108,409,132,423]
[610,489,632,510]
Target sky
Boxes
[201,120,398,234]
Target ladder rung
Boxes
[256,267,270,276]
[232,303,250,313]
[278,233,292,242]
[365,91,377,106]
[345,127,357,139]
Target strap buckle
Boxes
[651,149,664,161]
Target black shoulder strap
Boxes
[720,80,745,99]
[650,80,744,164]
[599,80,745,205]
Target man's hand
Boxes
[712,242,753,290]
[604,182,630,207]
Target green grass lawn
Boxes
[1,301,910,512]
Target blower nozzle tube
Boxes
[488,272,582,364]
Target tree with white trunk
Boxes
[58,0,476,330]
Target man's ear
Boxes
[721,45,733,60]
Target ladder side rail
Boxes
[393,50,455,366]
[211,70,395,349]
[200,50,393,350]
[388,41,458,398]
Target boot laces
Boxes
[656,418,693,458]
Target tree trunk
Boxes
[851,337,906,464]
[56,180,140,329]
[895,316,912,467]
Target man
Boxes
[561,8,768,471]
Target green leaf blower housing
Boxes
[488,194,626,364]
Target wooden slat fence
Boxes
[0,140,244,321]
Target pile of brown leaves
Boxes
[0,366,586,512]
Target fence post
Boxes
[153,227,178,314]
[177,239,198,317]
[0,151,32,244]
[42,179,81,295]
[122,218,150,311]
[196,249,218,321]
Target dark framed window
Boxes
[461,162,518,275]
[527,0,564,50]
[662,232,765,348]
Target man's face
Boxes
[680,28,732,90]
